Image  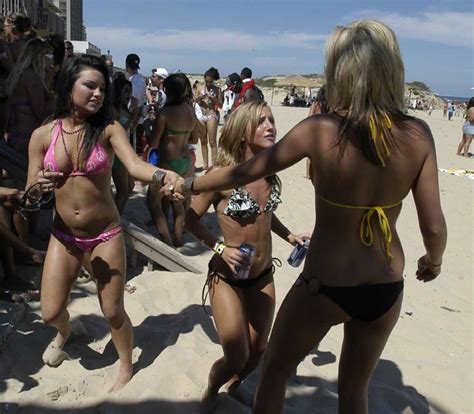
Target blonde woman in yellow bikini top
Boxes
[174,20,447,414]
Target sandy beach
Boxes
[0,104,472,413]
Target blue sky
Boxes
[84,0,473,97]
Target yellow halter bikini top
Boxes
[316,192,401,260]
[318,113,401,260]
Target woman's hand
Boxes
[170,176,187,198]
[221,246,252,277]
[288,233,312,246]
[416,255,441,282]
[160,171,186,201]
[35,170,63,193]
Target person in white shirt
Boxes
[150,67,168,110]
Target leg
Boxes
[456,135,466,155]
[225,276,276,405]
[202,280,251,413]
[337,292,403,414]
[171,200,185,247]
[112,165,133,213]
[41,235,84,366]
[254,280,349,414]
[12,209,29,244]
[90,232,133,392]
[199,121,209,169]
[207,117,218,166]
[146,184,173,245]
[227,277,275,384]
[463,135,472,157]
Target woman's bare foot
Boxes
[42,320,86,367]
[108,363,133,392]
[42,328,71,367]
[200,387,218,414]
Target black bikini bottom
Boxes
[201,256,281,310]
[297,274,404,322]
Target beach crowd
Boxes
[1,12,469,414]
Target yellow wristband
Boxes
[213,241,226,256]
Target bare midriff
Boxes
[53,173,120,238]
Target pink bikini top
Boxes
[43,119,110,176]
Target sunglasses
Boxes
[18,183,55,218]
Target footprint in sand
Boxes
[47,385,69,401]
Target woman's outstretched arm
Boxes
[179,116,321,195]
[108,121,177,185]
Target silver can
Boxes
[288,240,310,267]
[236,243,256,279]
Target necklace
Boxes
[60,120,84,172]
[60,122,86,135]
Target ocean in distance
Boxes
[439,95,471,102]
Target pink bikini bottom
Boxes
[53,226,122,252]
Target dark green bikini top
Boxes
[164,127,192,136]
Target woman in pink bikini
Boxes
[27,55,178,392]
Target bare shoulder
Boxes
[152,107,168,123]
[401,117,434,145]
[302,113,339,130]
[31,120,56,142]
[296,113,340,147]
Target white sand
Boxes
[0,106,471,413]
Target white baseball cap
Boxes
[153,67,169,79]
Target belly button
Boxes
[74,210,79,215]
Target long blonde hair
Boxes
[6,38,51,96]
[325,20,409,166]
[215,101,281,189]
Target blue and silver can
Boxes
[288,240,310,267]
[236,243,256,279]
